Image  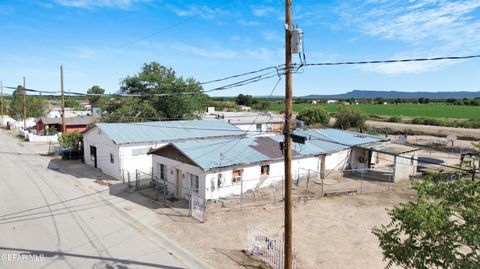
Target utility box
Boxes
[291,28,303,54]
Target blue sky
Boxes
[0,0,479,96]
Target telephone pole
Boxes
[60,65,66,133]
[284,0,293,268]
[23,76,26,129]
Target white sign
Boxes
[447,135,457,142]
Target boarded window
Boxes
[256,124,262,131]
[261,165,270,176]
[232,169,243,184]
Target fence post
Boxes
[163,177,167,205]
[306,169,311,189]
[240,177,244,208]
[135,169,139,190]
[155,176,159,201]
[189,185,192,216]
[127,171,131,188]
[360,169,364,194]
[321,173,324,197]
[122,169,125,184]
[273,178,276,206]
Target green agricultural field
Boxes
[269,103,480,120]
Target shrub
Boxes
[297,107,330,126]
[334,105,366,129]
[387,115,403,123]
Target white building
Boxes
[149,129,391,200]
[203,111,284,133]
[83,120,246,180]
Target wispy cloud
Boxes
[251,5,276,17]
[172,43,239,60]
[168,4,231,20]
[53,0,150,9]
[337,0,480,74]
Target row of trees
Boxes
[297,105,366,129]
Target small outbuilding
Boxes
[36,116,95,135]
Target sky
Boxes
[0,0,479,97]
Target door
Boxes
[90,145,97,168]
[176,169,182,197]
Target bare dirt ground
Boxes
[155,189,415,269]
[367,120,480,140]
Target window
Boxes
[110,153,114,164]
[217,174,223,188]
[232,169,243,184]
[256,124,262,132]
[158,164,167,180]
[191,174,199,194]
[261,165,270,176]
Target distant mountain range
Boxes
[302,90,480,99]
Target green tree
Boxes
[235,94,255,106]
[252,101,271,111]
[372,176,480,269]
[86,85,105,107]
[58,131,83,150]
[113,62,207,120]
[8,86,47,118]
[101,97,159,123]
[64,98,83,109]
[297,107,330,126]
[334,105,366,130]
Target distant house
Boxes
[82,120,246,180]
[203,111,284,133]
[36,116,95,135]
[326,100,338,104]
[149,128,392,200]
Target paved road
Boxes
[0,129,188,269]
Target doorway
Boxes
[90,145,97,168]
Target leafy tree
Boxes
[373,175,480,269]
[114,62,208,120]
[298,107,330,126]
[46,126,57,135]
[8,86,47,118]
[334,105,366,130]
[58,131,83,150]
[235,94,255,106]
[252,101,271,111]
[86,85,105,107]
[64,98,83,109]
[101,97,159,123]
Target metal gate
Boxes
[246,224,295,269]
[190,194,205,223]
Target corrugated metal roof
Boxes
[38,116,96,125]
[294,128,388,146]
[161,129,383,170]
[91,120,245,144]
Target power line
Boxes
[301,54,480,67]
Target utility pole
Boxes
[1,80,4,116]
[23,76,26,129]
[284,0,293,268]
[60,65,66,134]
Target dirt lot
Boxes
[152,189,415,269]
[367,120,480,140]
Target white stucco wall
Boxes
[394,153,417,182]
[119,143,165,180]
[83,126,121,179]
[325,149,351,171]
[84,127,165,180]
[152,155,206,200]
[152,151,335,200]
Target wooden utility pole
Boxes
[284,0,293,268]
[60,65,66,134]
[23,76,26,129]
[1,80,4,115]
